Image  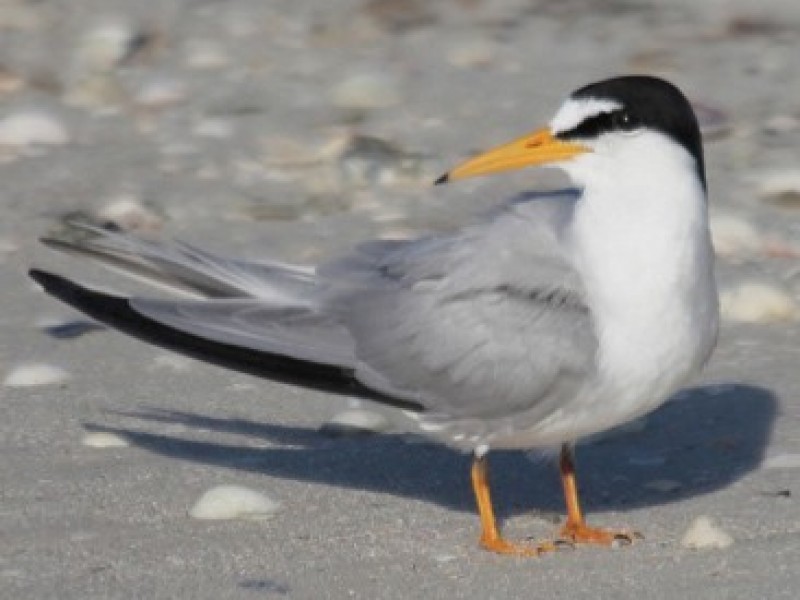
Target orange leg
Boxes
[558,444,640,546]
[471,454,557,556]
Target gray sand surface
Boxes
[2,1,800,598]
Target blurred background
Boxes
[1,0,799,264]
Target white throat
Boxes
[566,131,718,420]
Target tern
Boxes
[30,75,718,556]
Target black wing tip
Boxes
[28,269,426,413]
[29,268,60,291]
[434,172,449,186]
[30,268,93,298]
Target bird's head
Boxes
[436,75,705,192]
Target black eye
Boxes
[612,109,641,132]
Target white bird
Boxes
[31,75,718,556]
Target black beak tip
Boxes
[434,172,449,186]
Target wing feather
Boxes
[35,191,598,432]
[331,192,598,423]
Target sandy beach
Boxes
[2,1,800,598]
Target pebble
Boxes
[193,117,235,139]
[337,134,437,188]
[3,363,71,387]
[331,72,401,111]
[319,408,390,438]
[95,195,164,233]
[0,237,19,256]
[135,77,187,109]
[81,431,130,448]
[63,74,125,111]
[720,281,799,323]
[73,20,142,73]
[762,453,800,469]
[0,66,24,95]
[680,516,734,549]
[189,485,280,521]
[709,213,763,259]
[763,115,799,135]
[0,0,45,32]
[0,111,69,148]
[757,169,800,209]
[446,38,498,69]
[151,353,194,372]
[185,39,231,70]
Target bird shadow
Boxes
[84,383,776,519]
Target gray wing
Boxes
[39,192,597,424]
[130,297,354,366]
[327,191,598,422]
[42,220,316,302]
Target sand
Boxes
[2,1,800,598]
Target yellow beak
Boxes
[435,127,589,184]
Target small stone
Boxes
[446,38,498,69]
[82,431,130,448]
[0,1,45,31]
[331,72,401,111]
[433,553,458,563]
[189,485,280,521]
[185,39,231,70]
[709,213,763,259]
[95,195,164,233]
[4,363,71,387]
[762,453,800,469]
[262,132,344,168]
[680,516,734,549]
[643,479,682,493]
[63,74,126,110]
[193,117,234,139]
[74,20,142,72]
[319,408,390,438]
[0,111,69,147]
[151,353,194,372]
[0,237,19,255]
[763,115,799,135]
[0,65,24,95]
[760,489,792,498]
[135,77,187,109]
[720,281,798,323]
[757,169,800,209]
[337,134,438,188]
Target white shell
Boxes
[680,516,734,549]
[189,485,280,521]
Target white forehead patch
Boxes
[549,97,622,135]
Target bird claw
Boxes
[553,538,576,551]
[479,535,558,557]
[558,522,642,547]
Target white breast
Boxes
[530,130,719,443]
